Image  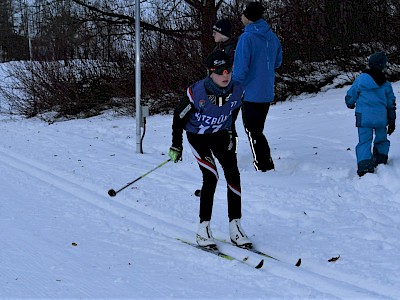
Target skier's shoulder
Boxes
[187,79,206,97]
[174,94,193,120]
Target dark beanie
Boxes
[213,19,232,38]
[206,50,232,71]
[368,51,388,71]
[243,2,264,22]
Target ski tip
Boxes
[194,189,201,197]
[295,258,302,267]
[255,259,264,269]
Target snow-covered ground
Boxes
[0,66,399,298]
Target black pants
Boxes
[187,131,241,222]
[242,101,272,171]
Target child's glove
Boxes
[169,146,182,163]
[387,109,396,135]
[347,104,355,109]
[387,124,395,135]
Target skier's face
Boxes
[210,68,232,88]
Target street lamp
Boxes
[135,0,141,153]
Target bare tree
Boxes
[0,0,29,61]
[70,0,229,59]
[2,0,400,121]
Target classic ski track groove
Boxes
[34,130,198,186]
[0,146,395,299]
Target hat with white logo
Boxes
[206,50,232,74]
[213,19,232,38]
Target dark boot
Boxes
[257,157,275,172]
[357,159,375,177]
[372,148,388,167]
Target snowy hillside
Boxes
[0,75,399,298]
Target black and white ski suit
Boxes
[171,78,243,222]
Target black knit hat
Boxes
[368,51,388,71]
[243,2,264,22]
[213,19,232,38]
[206,50,232,73]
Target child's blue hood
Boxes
[358,73,380,90]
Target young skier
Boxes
[192,18,238,199]
[345,51,396,176]
[168,50,252,249]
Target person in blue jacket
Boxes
[233,1,282,172]
[168,51,252,249]
[345,51,396,177]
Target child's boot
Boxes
[196,221,216,248]
[357,159,375,177]
[229,218,252,248]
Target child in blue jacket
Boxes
[345,51,396,176]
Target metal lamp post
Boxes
[135,0,142,153]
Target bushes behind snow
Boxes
[0,60,136,122]
[0,44,399,122]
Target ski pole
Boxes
[108,158,171,197]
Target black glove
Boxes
[387,109,396,135]
[387,124,395,136]
[347,104,355,109]
[168,146,182,163]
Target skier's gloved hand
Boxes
[387,124,395,135]
[347,104,355,109]
[169,146,182,163]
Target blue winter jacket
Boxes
[232,19,282,103]
[345,71,396,128]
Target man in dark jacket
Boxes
[233,2,282,172]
